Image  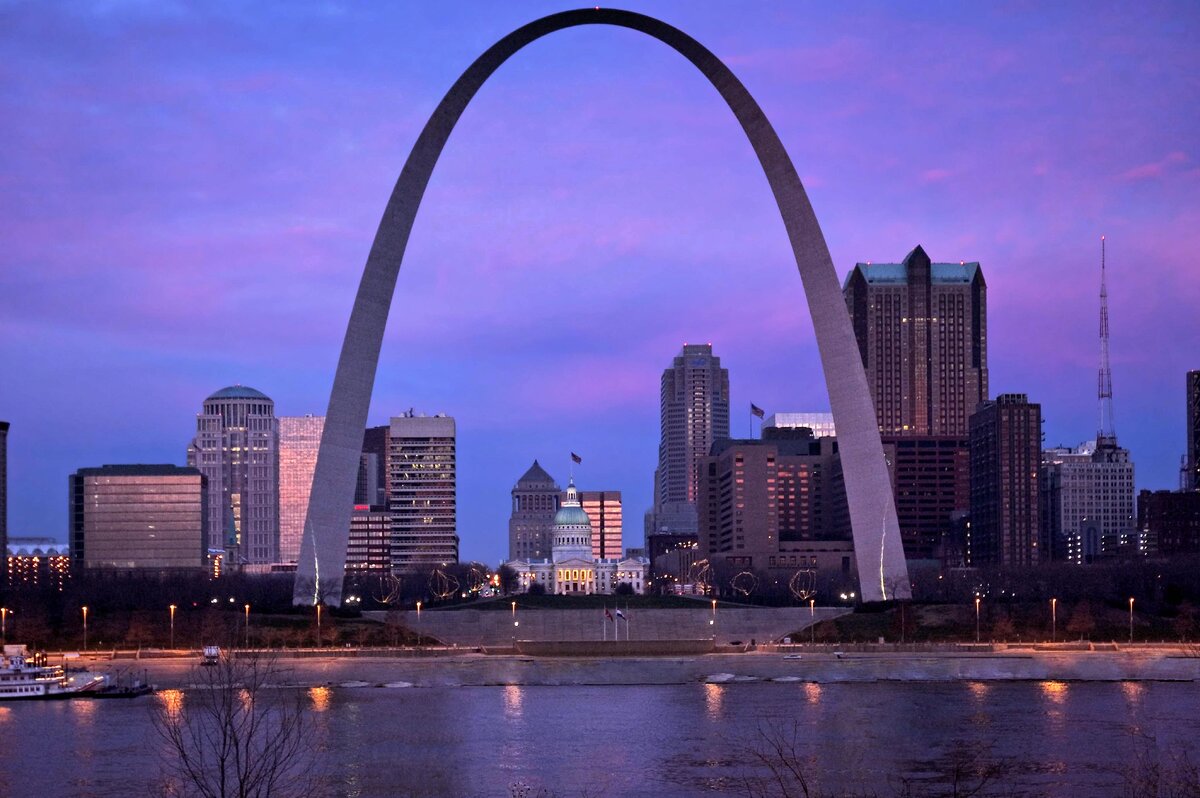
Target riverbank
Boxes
[73,646,1200,688]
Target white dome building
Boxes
[503,467,647,596]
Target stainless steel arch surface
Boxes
[294,8,910,605]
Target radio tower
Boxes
[1097,235,1117,449]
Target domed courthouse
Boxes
[505,471,648,595]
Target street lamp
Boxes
[169,604,177,649]
[711,599,717,643]
[316,604,322,648]
[974,597,981,644]
[1129,597,1135,644]
[1050,598,1057,643]
[0,607,10,645]
[82,606,89,652]
[244,604,251,649]
[416,600,422,647]
[809,598,816,646]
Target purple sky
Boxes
[2,2,1198,565]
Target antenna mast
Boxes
[1097,235,1116,448]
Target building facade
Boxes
[844,246,987,437]
[508,461,560,561]
[187,386,279,566]
[6,537,71,590]
[648,344,730,539]
[697,428,853,579]
[1040,441,1136,562]
[1138,489,1200,555]
[387,413,457,569]
[580,490,622,560]
[1188,371,1200,491]
[278,415,325,565]
[358,425,389,506]
[505,479,647,595]
[69,464,206,571]
[345,504,392,574]
[885,435,970,561]
[762,413,836,439]
[969,394,1041,567]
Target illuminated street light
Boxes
[974,597,981,644]
[82,605,89,652]
[244,604,251,649]
[169,604,177,649]
[416,601,422,647]
[0,607,11,645]
[1129,597,1135,645]
[316,604,323,648]
[1050,598,1057,643]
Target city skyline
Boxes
[2,2,1199,565]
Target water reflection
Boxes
[309,686,331,712]
[1039,680,1068,735]
[704,683,724,720]
[0,706,11,725]
[1121,681,1144,704]
[803,682,822,705]
[503,684,523,720]
[158,688,184,719]
[967,681,990,702]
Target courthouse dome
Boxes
[207,385,271,401]
[553,479,592,528]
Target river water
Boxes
[2,680,1196,797]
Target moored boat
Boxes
[0,645,108,700]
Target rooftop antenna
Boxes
[1097,235,1117,448]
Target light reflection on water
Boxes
[803,682,821,704]
[703,682,723,719]
[309,685,331,712]
[503,684,523,720]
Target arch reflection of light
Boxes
[704,683,724,720]
[503,684,523,720]
[309,685,331,712]
[804,682,822,705]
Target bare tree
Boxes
[153,651,320,797]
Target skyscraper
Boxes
[969,394,1041,566]
[508,460,560,561]
[762,412,836,439]
[1040,442,1135,562]
[649,343,730,538]
[0,420,7,557]
[1188,370,1200,491]
[1040,239,1136,562]
[358,425,389,506]
[844,246,987,436]
[579,490,622,560]
[278,415,325,565]
[69,464,206,570]
[187,386,280,566]
[387,413,457,569]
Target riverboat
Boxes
[0,645,108,700]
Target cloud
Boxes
[1119,151,1188,181]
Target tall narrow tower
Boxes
[1097,236,1117,449]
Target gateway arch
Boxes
[294,8,911,606]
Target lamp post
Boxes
[244,604,251,649]
[1129,597,1135,645]
[416,601,422,647]
[809,598,816,645]
[169,604,177,649]
[1050,598,1057,643]
[711,599,717,643]
[1,607,10,645]
[316,604,322,648]
[82,605,89,652]
[974,597,981,644]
